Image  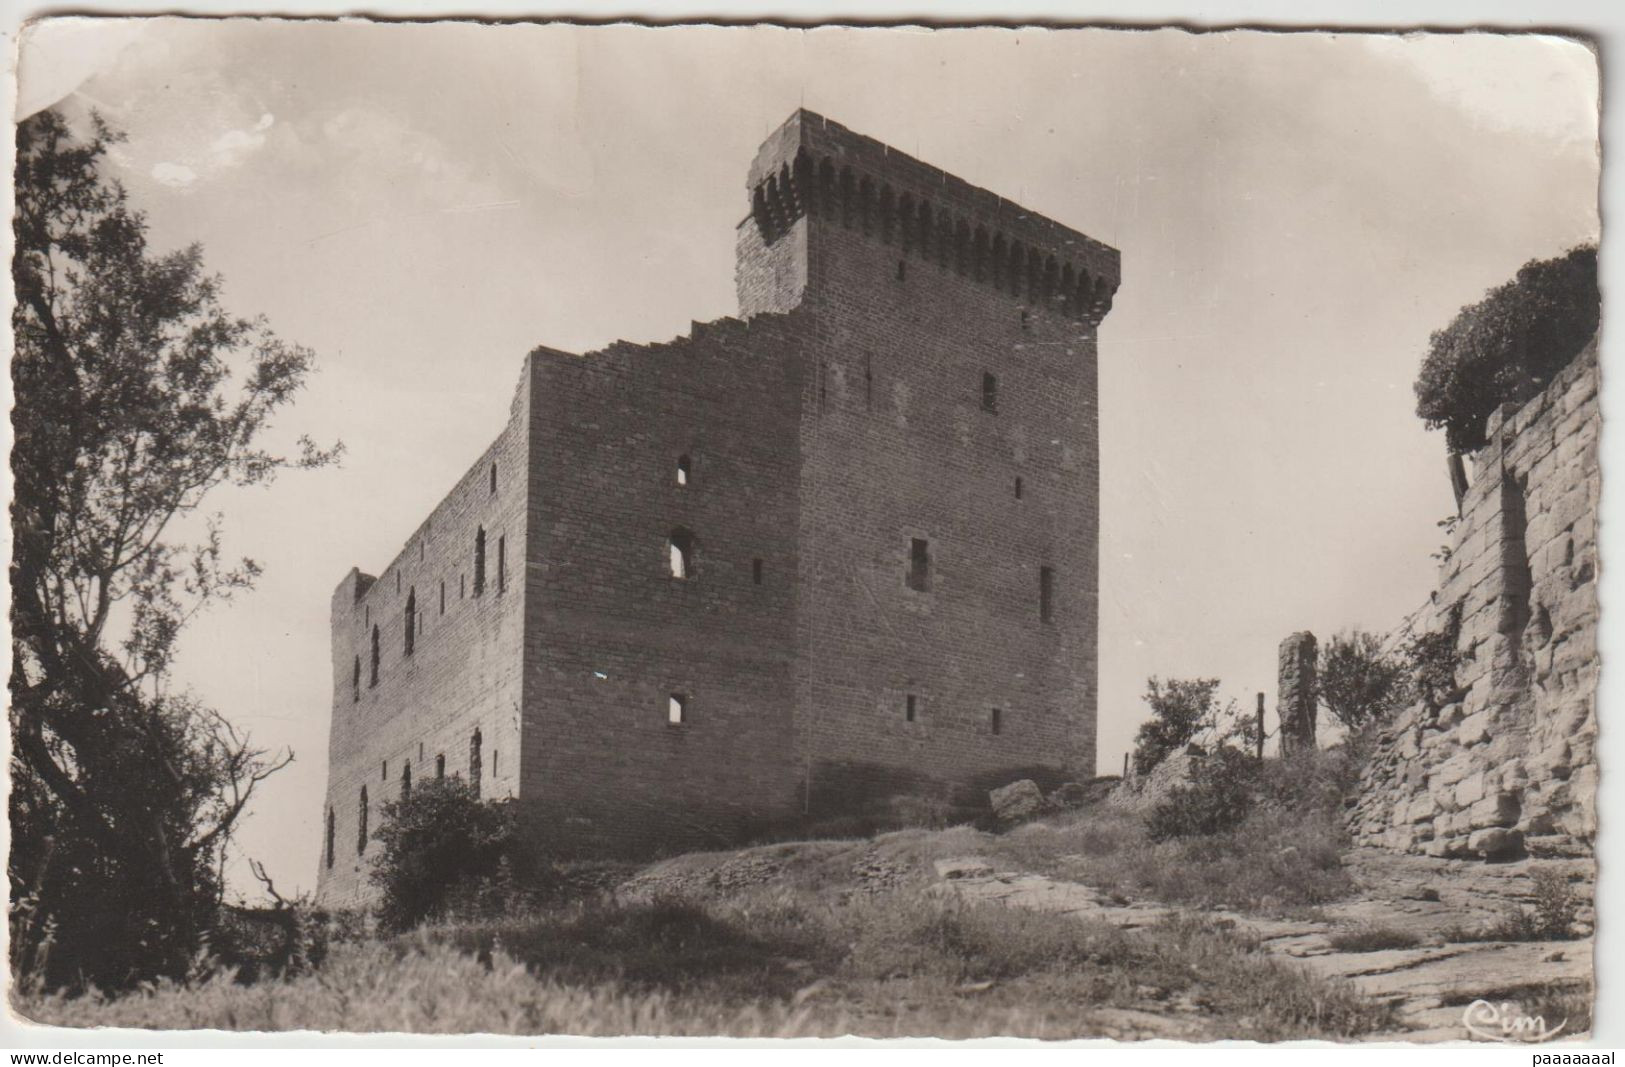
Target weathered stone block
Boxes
[989,779,1045,823]
[1468,827,1525,861]
[1468,792,1521,830]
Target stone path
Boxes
[931,847,1593,1042]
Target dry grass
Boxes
[16,888,1394,1041]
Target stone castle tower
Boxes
[316,110,1120,904]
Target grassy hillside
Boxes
[16,785,1395,1040]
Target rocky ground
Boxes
[932,845,1593,1042]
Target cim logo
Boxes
[1463,999,1568,1043]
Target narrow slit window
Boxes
[896,259,906,282]
[1040,566,1055,623]
[469,729,483,794]
[460,574,466,599]
[381,760,388,782]
[907,537,931,592]
[864,353,873,410]
[490,462,497,493]
[905,693,917,723]
[491,749,498,779]
[991,708,1003,735]
[357,787,369,855]
[352,656,361,703]
[404,589,416,655]
[497,535,506,593]
[668,693,688,725]
[1015,476,1024,500]
[401,760,412,801]
[676,455,691,486]
[752,557,764,585]
[435,753,445,780]
[669,528,695,580]
[982,372,999,413]
[369,625,380,687]
[473,527,486,596]
[440,580,446,615]
[324,808,335,870]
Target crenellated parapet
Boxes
[746,109,1120,325]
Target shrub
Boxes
[369,779,528,932]
[1145,746,1260,841]
[1131,677,1222,776]
[1316,630,1407,730]
[1327,925,1421,953]
[1415,244,1598,453]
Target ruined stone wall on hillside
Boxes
[1349,337,1599,860]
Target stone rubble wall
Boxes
[1349,337,1599,860]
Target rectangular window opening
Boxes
[1039,565,1054,623]
[991,708,1003,735]
[668,693,688,726]
[752,557,764,585]
[982,372,999,413]
[905,693,917,723]
[907,537,931,592]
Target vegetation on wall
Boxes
[1414,244,1598,454]
[9,109,339,990]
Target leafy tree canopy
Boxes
[10,108,338,990]
[368,779,522,932]
[1415,244,1597,453]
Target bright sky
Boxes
[18,19,1599,898]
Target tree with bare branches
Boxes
[9,108,339,990]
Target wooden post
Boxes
[1255,693,1265,760]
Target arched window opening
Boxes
[404,589,416,655]
[668,693,688,725]
[668,528,696,580]
[676,454,691,487]
[325,808,335,870]
[357,786,369,855]
[473,526,486,596]
[435,753,446,780]
[469,729,483,795]
[369,625,380,687]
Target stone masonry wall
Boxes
[317,367,532,906]
[518,316,810,857]
[1349,337,1599,860]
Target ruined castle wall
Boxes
[317,370,533,906]
[518,317,810,856]
[1350,337,1599,859]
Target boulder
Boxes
[988,779,1045,823]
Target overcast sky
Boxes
[19,19,1599,897]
